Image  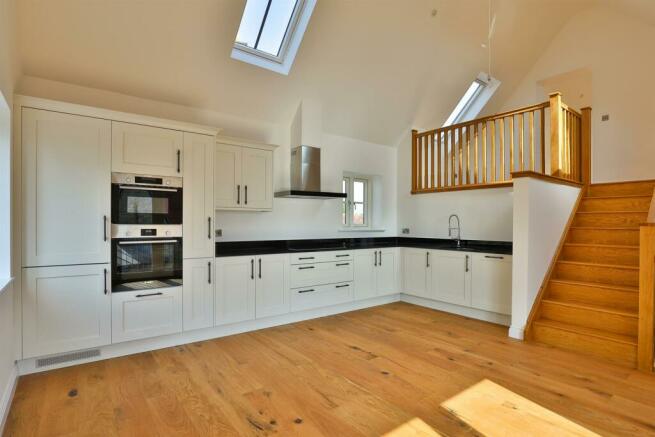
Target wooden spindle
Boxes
[437,130,442,188]
[451,129,456,186]
[581,107,592,184]
[482,122,487,183]
[499,118,505,181]
[540,108,545,174]
[430,133,435,189]
[465,126,471,185]
[529,111,535,171]
[458,127,463,186]
[509,116,514,174]
[474,124,479,184]
[490,120,496,182]
[411,129,418,192]
[444,129,449,187]
[519,113,525,172]
[550,92,564,177]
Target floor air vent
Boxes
[36,349,101,368]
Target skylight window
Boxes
[442,73,501,127]
[232,0,316,75]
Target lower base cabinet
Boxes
[354,248,398,300]
[214,256,256,325]
[471,253,512,315]
[430,251,471,307]
[183,258,215,331]
[111,287,183,343]
[255,254,290,319]
[290,282,353,312]
[22,264,111,358]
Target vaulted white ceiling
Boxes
[17,0,598,145]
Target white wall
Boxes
[510,177,580,340]
[217,133,397,241]
[395,131,514,241]
[500,5,655,183]
[0,0,18,430]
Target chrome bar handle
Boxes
[485,255,505,259]
[378,250,382,266]
[465,255,470,272]
[259,258,262,279]
[103,215,108,242]
[374,251,378,267]
[176,150,181,173]
[208,261,212,284]
[103,268,108,295]
[251,259,254,280]
[245,185,248,205]
[208,217,212,239]
[426,252,430,268]
[136,292,164,298]
[237,185,241,204]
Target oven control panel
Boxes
[111,224,182,239]
[111,172,183,188]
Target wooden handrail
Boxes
[638,192,655,372]
[411,92,589,194]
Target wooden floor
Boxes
[5,302,655,436]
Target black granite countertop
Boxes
[215,237,512,257]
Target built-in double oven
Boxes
[111,172,183,292]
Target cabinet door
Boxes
[241,148,273,210]
[403,249,429,298]
[112,287,183,343]
[430,251,471,306]
[111,122,184,177]
[215,256,256,325]
[22,265,111,358]
[376,249,398,296]
[183,133,215,258]
[183,258,215,331]
[353,250,376,301]
[255,254,289,318]
[22,109,111,267]
[215,143,242,209]
[471,254,512,315]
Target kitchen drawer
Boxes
[290,251,352,265]
[290,282,353,312]
[290,260,354,288]
[112,286,183,343]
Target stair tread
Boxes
[549,278,638,293]
[533,319,637,345]
[541,298,637,318]
[570,226,640,230]
[563,243,639,249]
[576,211,648,214]
[584,194,653,199]
[557,260,639,270]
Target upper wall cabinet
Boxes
[112,122,184,177]
[183,133,215,259]
[22,108,111,267]
[215,137,275,211]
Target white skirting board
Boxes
[401,294,511,327]
[17,294,401,375]
[0,364,18,433]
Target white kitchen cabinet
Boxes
[214,143,242,208]
[290,259,354,289]
[22,264,111,358]
[183,258,215,331]
[354,248,398,300]
[214,256,256,325]
[111,122,184,177]
[215,137,275,211]
[21,108,111,267]
[112,287,183,343]
[471,253,512,315]
[290,282,353,312]
[241,147,273,210]
[255,254,290,318]
[183,132,215,259]
[430,250,471,307]
[402,248,430,298]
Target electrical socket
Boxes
[402,228,410,234]
[215,229,222,237]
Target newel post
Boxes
[581,107,592,185]
[411,129,418,193]
[638,224,655,372]
[549,92,563,178]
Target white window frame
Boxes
[231,0,317,75]
[342,174,371,228]
[443,72,501,127]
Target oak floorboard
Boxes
[5,302,655,436]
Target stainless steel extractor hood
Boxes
[275,145,347,199]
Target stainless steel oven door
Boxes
[111,237,182,292]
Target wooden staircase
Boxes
[528,180,655,368]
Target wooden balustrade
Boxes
[411,92,592,193]
[638,193,655,372]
